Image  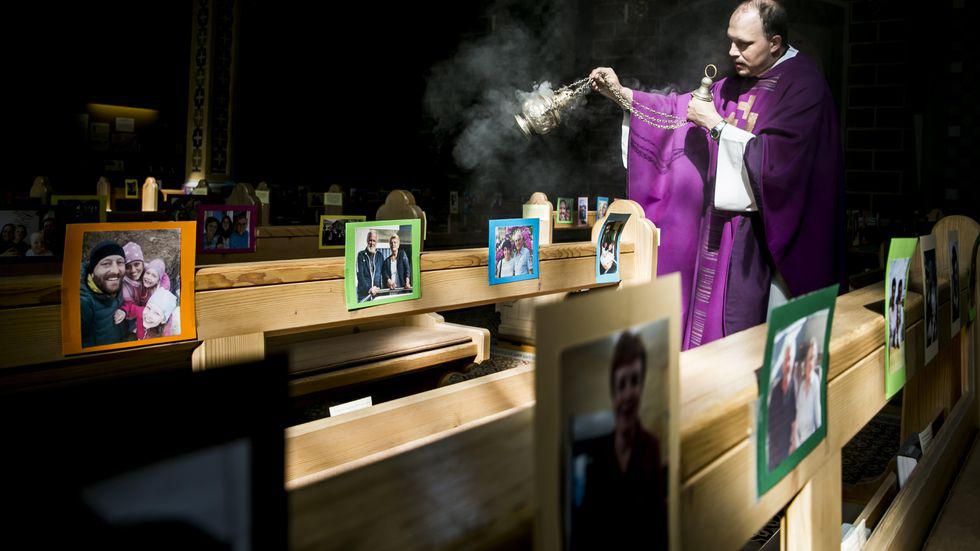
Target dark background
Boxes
[5,0,977,275]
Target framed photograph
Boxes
[52,195,108,223]
[124,179,139,199]
[596,197,609,221]
[60,221,197,355]
[921,235,939,364]
[949,230,961,335]
[196,204,257,253]
[488,218,539,285]
[884,238,916,399]
[757,284,838,497]
[556,197,573,225]
[344,219,421,310]
[970,234,979,324]
[536,274,681,551]
[319,215,365,250]
[167,195,202,221]
[577,197,588,225]
[324,192,343,207]
[0,209,59,259]
[596,213,631,284]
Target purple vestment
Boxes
[628,52,844,349]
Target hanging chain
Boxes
[597,75,689,130]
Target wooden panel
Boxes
[0,305,62,369]
[784,450,842,551]
[866,393,977,551]
[0,274,61,308]
[196,252,636,339]
[289,342,478,396]
[195,241,632,291]
[191,332,265,372]
[858,472,898,531]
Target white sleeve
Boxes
[715,123,758,212]
[621,111,630,169]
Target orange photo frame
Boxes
[61,221,197,355]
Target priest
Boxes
[591,0,844,349]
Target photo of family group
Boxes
[596,197,609,221]
[0,209,60,258]
[757,284,837,496]
[921,235,939,363]
[196,204,257,253]
[561,319,671,550]
[319,215,365,249]
[596,213,631,284]
[557,198,573,225]
[61,222,197,355]
[344,219,421,310]
[488,218,539,285]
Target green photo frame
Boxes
[885,238,917,399]
[344,219,421,310]
[756,284,838,497]
[556,197,574,225]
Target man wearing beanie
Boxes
[80,240,130,347]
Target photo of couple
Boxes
[488,218,539,285]
[61,222,197,355]
[884,237,917,398]
[344,219,421,310]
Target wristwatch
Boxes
[709,120,728,141]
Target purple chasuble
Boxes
[627,52,844,350]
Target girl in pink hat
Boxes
[117,257,172,330]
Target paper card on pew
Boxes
[918,423,933,454]
[329,397,373,417]
[884,238,917,400]
[841,519,868,551]
[535,274,681,551]
[595,213,630,284]
[921,235,940,365]
[896,434,922,489]
[756,284,838,497]
[949,231,961,335]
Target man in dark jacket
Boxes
[80,241,130,347]
[381,233,412,295]
[356,230,384,302]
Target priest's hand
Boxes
[686,98,724,129]
[589,67,633,107]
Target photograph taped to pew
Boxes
[124,178,139,199]
[61,221,197,355]
[488,217,539,285]
[556,197,573,225]
[319,214,365,250]
[971,234,979,324]
[345,218,421,310]
[949,230,960,335]
[757,284,837,497]
[52,194,108,223]
[596,196,609,221]
[596,213,631,284]
[0,208,60,259]
[577,196,588,225]
[885,238,917,399]
[921,234,939,363]
[535,274,681,551]
[196,204,257,253]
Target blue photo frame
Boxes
[488,218,539,285]
[596,213,631,284]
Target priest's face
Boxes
[727,6,782,77]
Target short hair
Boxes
[389,233,399,242]
[739,0,789,46]
[234,212,248,223]
[779,335,795,370]
[610,331,646,393]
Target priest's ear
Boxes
[768,34,784,56]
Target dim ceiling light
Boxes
[86,103,160,124]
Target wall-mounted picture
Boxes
[556,197,573,225]
[52,195,108,224]
[60,221,197,355]
[535,275,681,551]
[196,204,257,253]
[319,215,365,250]
[0,209,59,259]
[577,197,588,225]
[488,218,539,285]
[884,238,916,399]
[949,230,960,335]
[757,284,837,497]
[596,197,609,221]
[921,235,939,364]
[596,213,631,284]
[345,219,421,310]
[124,179,139,199]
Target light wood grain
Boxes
[784,449,842,551]
[191,332,265,372]
[0,274,61,308]
[858,472,898,531]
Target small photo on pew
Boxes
[319,214,365,250]
[884,237,916,399]
[60,221,197,355]
[0,208,60,259]
[196,204,257,253]
[920,235,939,364]
[596,213,631,284]
[344,218,421,310]
[757,284,838,497]
[488,217,538,285]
